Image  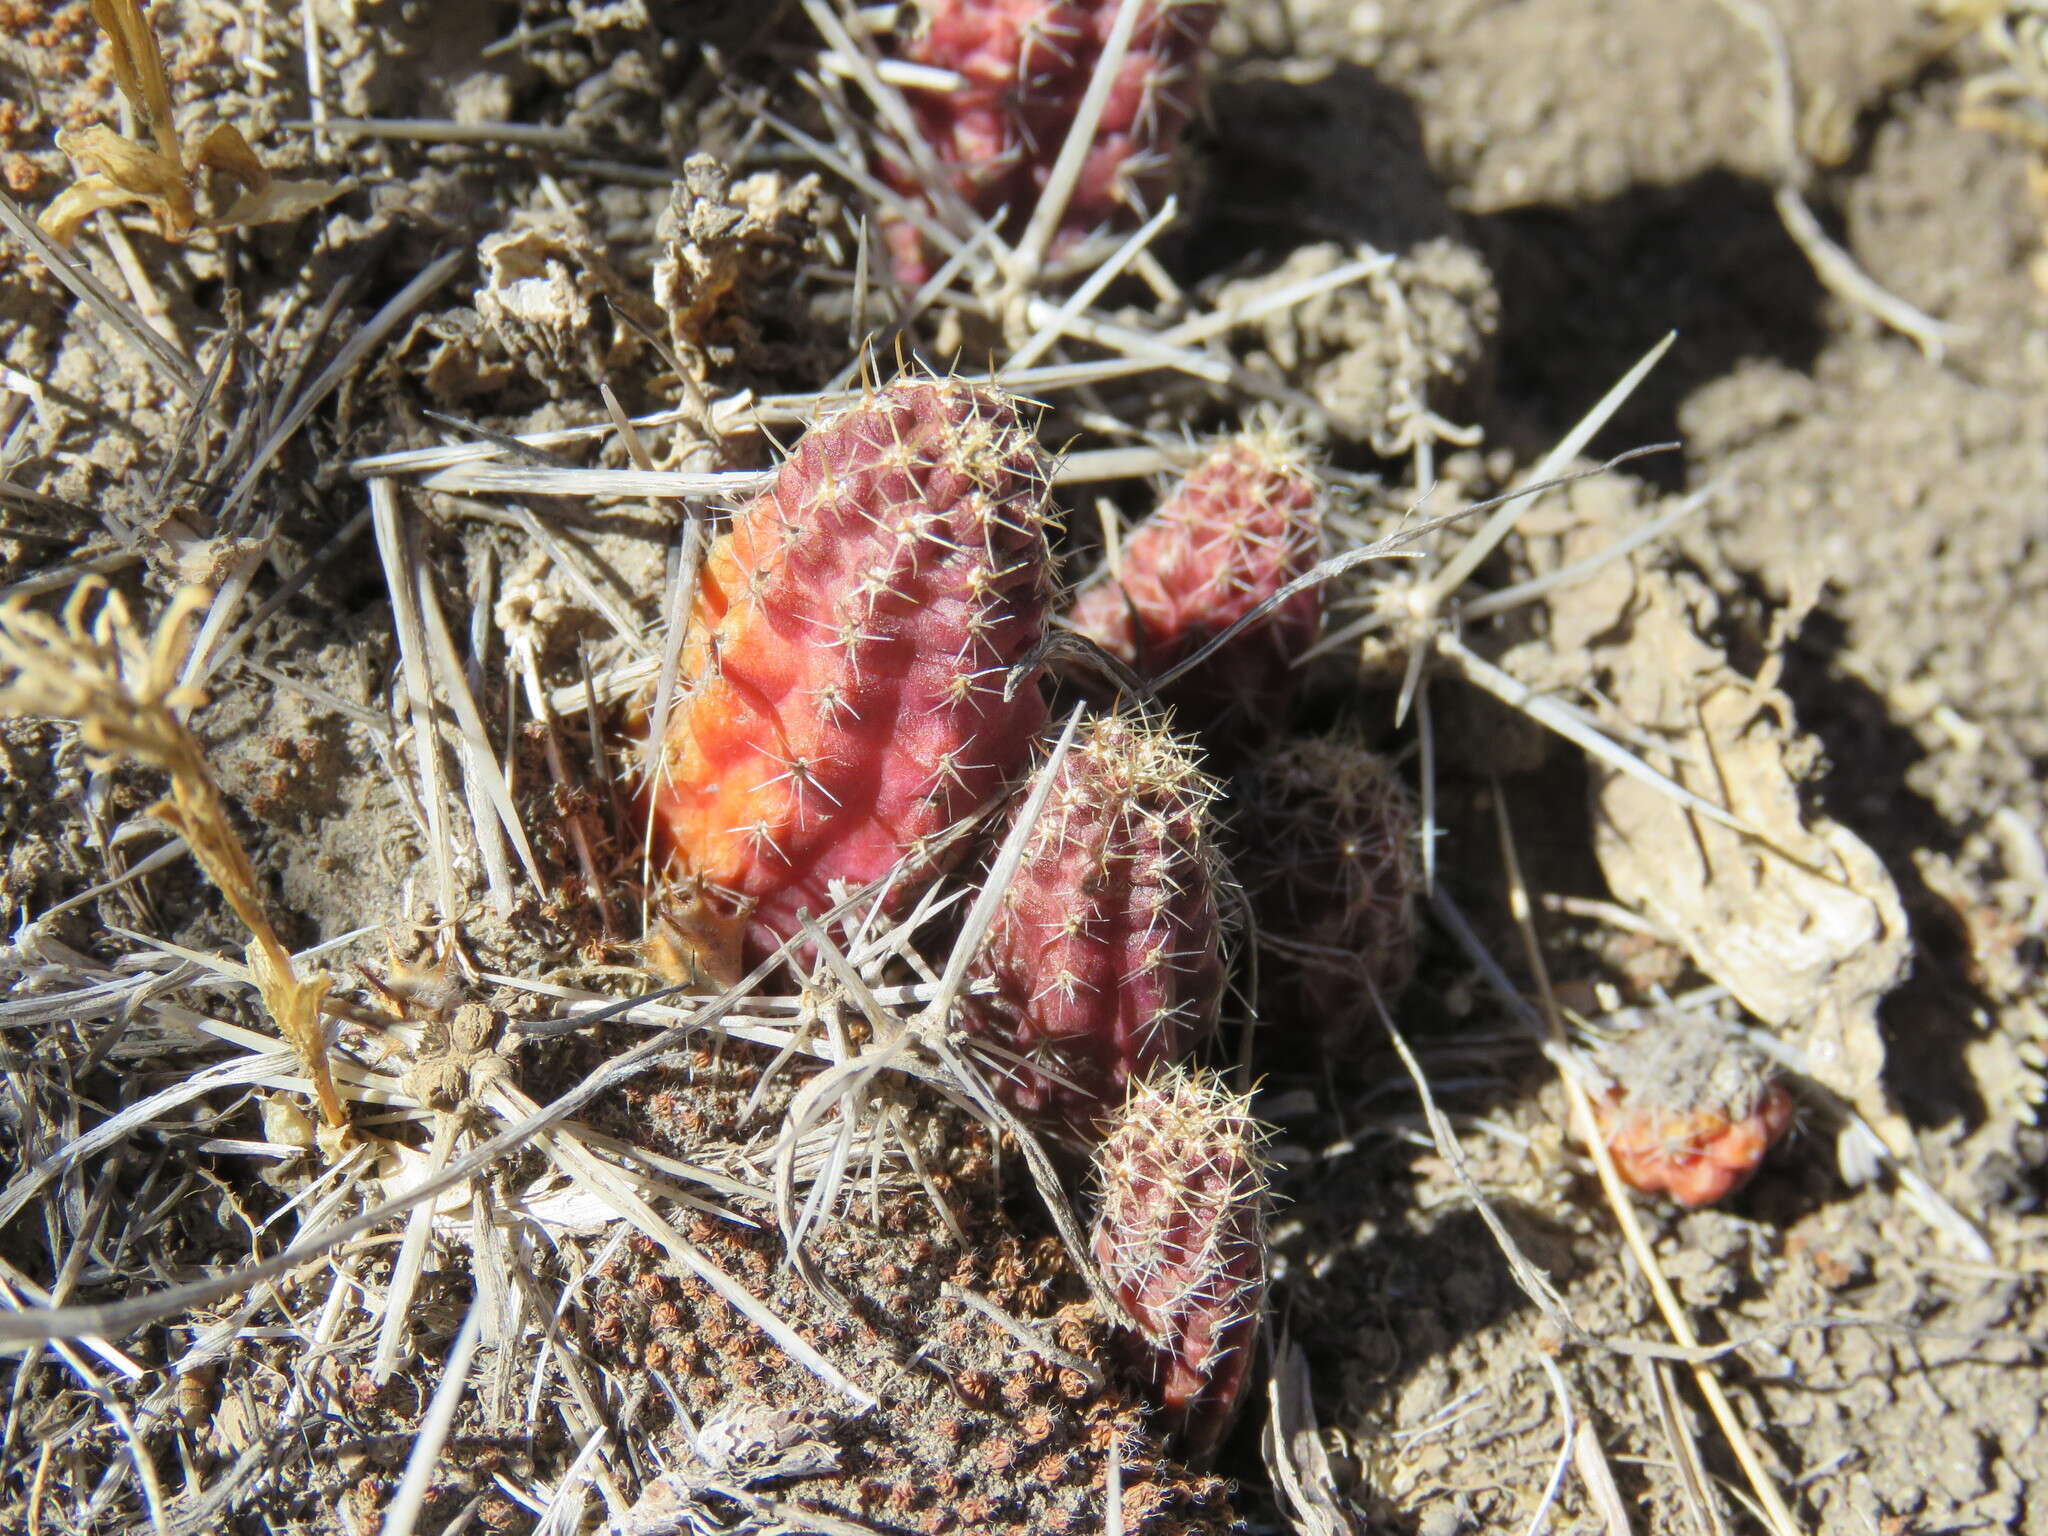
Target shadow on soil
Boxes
[1197,61,1832,488]
[1769,607,1993,1133]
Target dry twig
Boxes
[0,580,348,1140]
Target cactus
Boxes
[880,0,1221,285]
[1090,1067,1268,1459]
[1594,1028,1795,1208]
[962,715,1225,1143]
[1231,737,1420,1043]
[1067,430,1323,742]
[646,376,1056,983]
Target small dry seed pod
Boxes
[644,374,1056,983]
[1593,1026,1796,1208]
[1067,428,1324,748]
[962,714,1226,1144]
[1231,735,1421,1043]
[1090,1066,1269,1460]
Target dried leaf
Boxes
[1262,1335,1363,1536]
[191,121,270,193]
[37,177,148,246]
[1514,504,1913,1140]
[213,176,349,231]
[43,2,340,248]
[51,125,194,240]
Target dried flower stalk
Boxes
[39,0,345,246]
[0,579,347,1138]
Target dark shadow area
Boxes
[1766,606,1993,1133]
[1191,61,1463,272]
[1477,172,1831,488]
[1194,62,1832,491]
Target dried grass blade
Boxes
[1160,252,1392,348]
[380,1295,484,1536]
[1007,0,1146,285]
[801,0,989,251]
[0,966,830,1347]
[1430,332,1675,603]
[1493,794,1803,1536]
[417,567,542,904]
[507,503,657,657]
[419,464,772,499]
[370,477,462,920]
[1524,1354,1577,1536]
[1006,196,1179,372]
[1461,488,1714,622]
[1437,631,1761,839]
[0,189,201,397]
[639,516,707,784]
[371,1116,458,1383]
[209,249,465,538]
[924,706,1083,1026]
[1643,1355,1726,1536]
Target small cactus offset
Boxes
[1091,1066,1269,1460]
[1594,1028,1796,1208]
[646,376,1056,982]
[1067,430,1323,741]
[880,0,1221,285]
[963,715,1226,1142]
[1232,736,1421,1042]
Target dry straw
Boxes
[0,579,348,1142]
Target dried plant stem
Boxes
[1493,793,1802,1536]
[0,580,348,1137]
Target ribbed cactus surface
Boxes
[647,376,1055,981]
[1068,431,1322,739]
[963,715,1225,1142]
[881,0,1220,284]
[1232,736,1420,1040]
[1091,1067,1268,1459]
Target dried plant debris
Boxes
[654,153,834,382]
[1213,238,1498,451]
[1508,488,1911,1142]
[1262,1335,1368,1536]
[0,580,347,1142]
[40,0,345,245]
[472,219,664,396]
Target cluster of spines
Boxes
[1089,1067,1269,1461]
[1231,736,1421,1041]
[1067,429,1324,744]
[1594,1029,1796,1208]
[646,375,1055,981]
[962,714,1226,1144]
[880,0,1221,284]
